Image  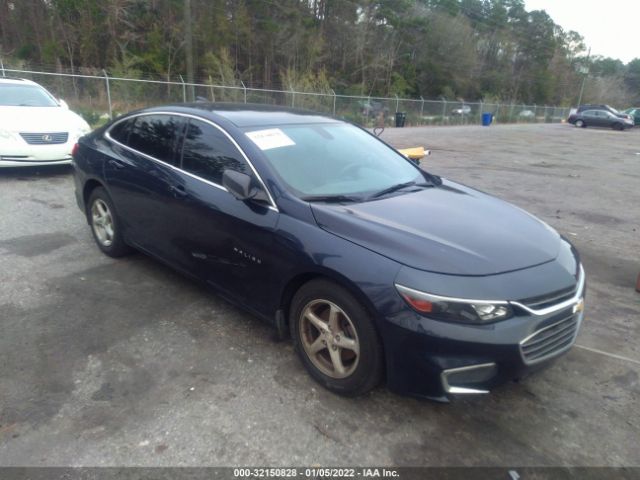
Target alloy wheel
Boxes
[299,299,360,379]
[91,199,114,247]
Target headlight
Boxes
[395,284,513,324]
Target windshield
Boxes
[0,84,59,107]
[244,123,424,198]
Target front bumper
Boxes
[0,136,78,167]
[383,308,584,401]
[381,263,585,401]
[0,155,72,167]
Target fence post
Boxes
[102,69,112,120]
[479,101,484,125]
[208,75,215,101]
[330,89,337,116]
[290,85,295,108]
[442,99,447,125]
[420,96,425,124]
[0,57,5,77]
[240,80,247,103]
[395,94,399,113]
[179,75,187,102]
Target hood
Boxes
[0,106,89,133]
[310,180,561,276]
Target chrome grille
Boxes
[518,285,576,310]
[520,314,579,364]
[20,132,69,145]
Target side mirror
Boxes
[58,99,69,109]
[222,169,271,205]
[223,170,254,200]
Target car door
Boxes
[595,111,612,127]
[103,113,187,255]
[581,110,598,126]
[163,117,280,310]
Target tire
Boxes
[612,123,624,131]
[575,120,585,128]
[289,279,384,396]
[87,187,132,257]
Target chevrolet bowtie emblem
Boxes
[573,298,584,314]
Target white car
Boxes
[451,104,472,116]
[0,78,91,167]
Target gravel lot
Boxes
[0,123,638,467]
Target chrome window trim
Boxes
[396,264,585,318]
[104,111,279,212]
[440,363,495,395]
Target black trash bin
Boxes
[395,112,406,127]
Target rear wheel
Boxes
[87,187,132,257]
[575,119,585,128]
[289,279,384,396]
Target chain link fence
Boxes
[0,65,572,128]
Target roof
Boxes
[151,102,339,128]
[0,77,39,86]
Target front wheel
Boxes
[575,119,585,128]
[87,187,132,257]
[612,123,624,131]
[289,279,384,396]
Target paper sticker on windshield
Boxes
[245,128,295,150]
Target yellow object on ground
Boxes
[398,146,428,160]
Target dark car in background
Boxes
[72,104,585,401]
[574,104,633,123]
[568,109,633,130]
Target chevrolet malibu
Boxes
[72,104,585,400]
[0,77,90,167]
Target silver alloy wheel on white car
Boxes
[91,199,114,247]
[299,299,360,379]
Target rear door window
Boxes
[180,119,251,185]
[128,114,185,165]
[108,118,134,144]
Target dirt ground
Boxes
[0,122,638,467]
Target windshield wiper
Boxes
[300,194,362,203]
[368,181,431,200]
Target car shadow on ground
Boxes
[0,164,72,180]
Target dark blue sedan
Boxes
[72,104,585,401]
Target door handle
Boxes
[169,184,187,198]
[108,159,125,169]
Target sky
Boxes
[524,0,639,64]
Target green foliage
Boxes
[0,0,636,106]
